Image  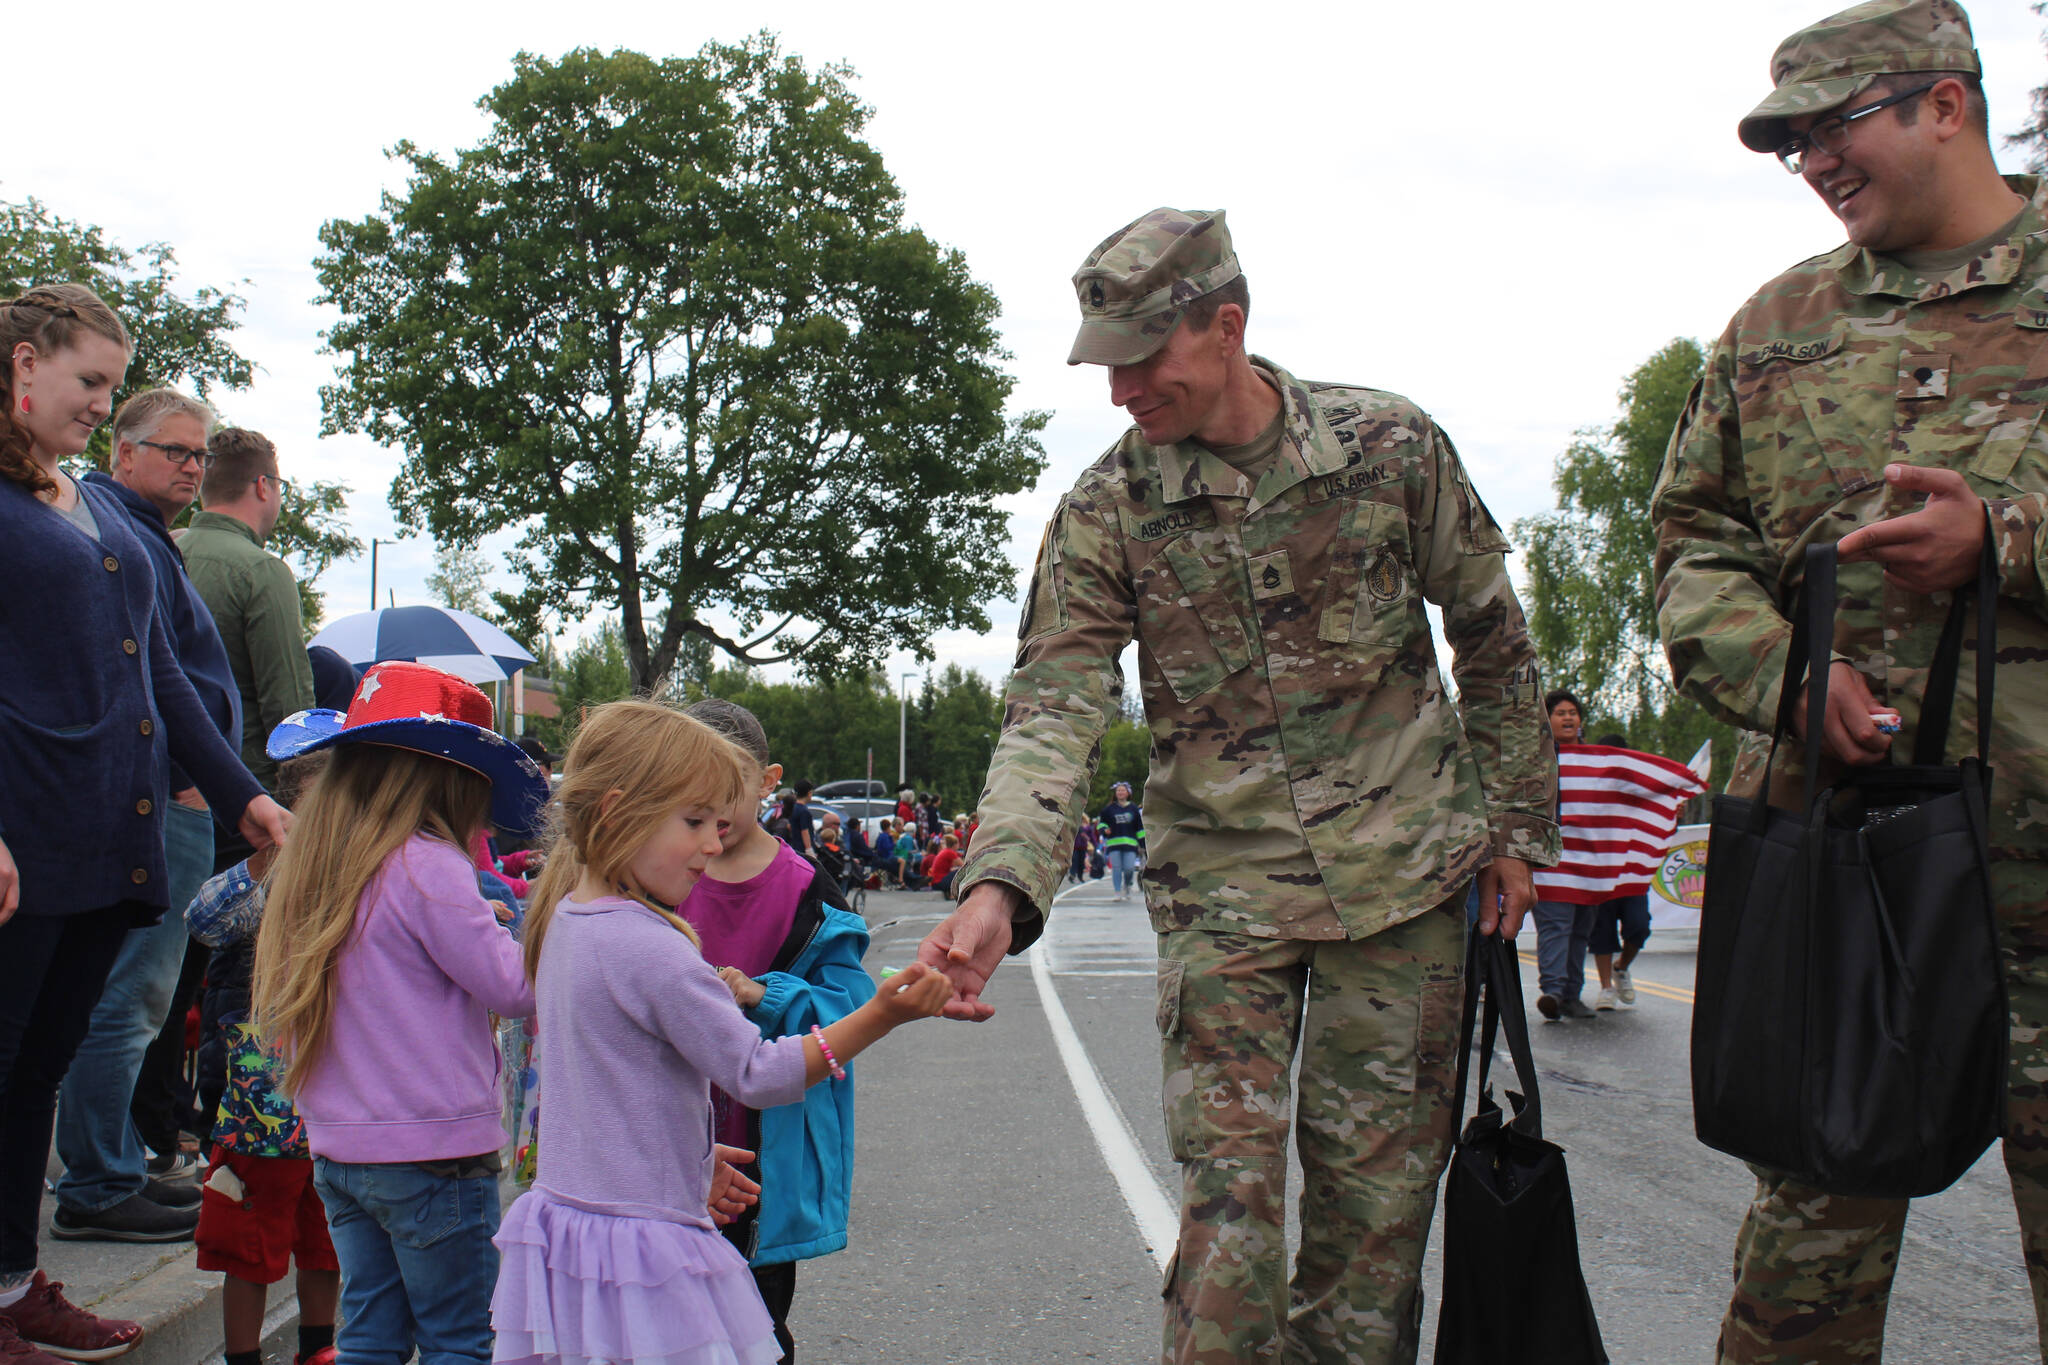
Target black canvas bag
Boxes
[1434,926,1606,1365]
[1691,541,2008,1199]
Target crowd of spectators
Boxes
[765,784,976,894]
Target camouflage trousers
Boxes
[1156,892,1465,1365]
[1718,851,2048,1364]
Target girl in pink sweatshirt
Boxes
[252,662,551,1365]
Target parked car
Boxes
[815,779,888,800]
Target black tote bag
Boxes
[1691,541,2008,1199]
[1434,926,1606,1365]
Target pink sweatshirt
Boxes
[295,833,535,1162]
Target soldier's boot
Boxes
[1715,1168,1906,1364]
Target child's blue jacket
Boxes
[742,876,875,1265]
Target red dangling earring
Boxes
[16,395,29,415]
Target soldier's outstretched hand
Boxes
[1836,464,1985,593]
[917,882,1017,1022]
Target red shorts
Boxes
[194,1146,340,1284]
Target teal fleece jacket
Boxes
[741,874,875,1265]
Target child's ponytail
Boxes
[521,700,752,984]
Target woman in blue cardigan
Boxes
[0,285,289,1364]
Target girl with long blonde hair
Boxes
[491,699,953,1365]
[253,661,547,1365]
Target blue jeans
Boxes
[1533,898,1596,1002]
[54,800,214,1213]
[1108,846,1141,893]
[313,1158,501,1365]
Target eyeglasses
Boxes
[1776,82,1937,174]
[135,439,215,470]
[258,471,292,498]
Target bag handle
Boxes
[1911,536,1998,768]
[1759,532,1999,819]
[1449,923,1544,1144]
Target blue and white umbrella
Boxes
[309,606,536,686]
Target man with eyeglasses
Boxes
[42,391,243,1242]
[1651,1,2048,1359]
[126,429,318,1163]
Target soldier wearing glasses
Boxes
[1651,1,2048,1358]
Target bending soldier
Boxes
[918,207,1558,1364]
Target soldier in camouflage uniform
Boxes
[1651,2,2048,1359]
[915,208,1558,1364]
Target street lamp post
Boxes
[899,672,916,790]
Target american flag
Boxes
[1532,743,1709,905]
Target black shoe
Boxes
[50,1194,198,1243]
[1562,997,1598,1020]
[1536,993,1561,1021]
[142,1177,202,1209]
[144,1149,200,1181]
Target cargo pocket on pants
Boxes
[1158,956,1196,1162]
[1156,958,1187,1038]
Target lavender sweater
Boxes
[532,895,808,1227]
[296,835,535,1162]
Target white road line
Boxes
[1034,885,1177,1272]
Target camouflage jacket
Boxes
[957,358,1558,949]
[1654,175,2048,846]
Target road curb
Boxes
[60,1241,299,1365]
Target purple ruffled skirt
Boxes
[491,1189,779,1365]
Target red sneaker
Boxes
[293,1349,337,1365]
[0,1274,140,1362]
[0,1315,71,1365]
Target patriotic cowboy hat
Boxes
[267,660,551,836]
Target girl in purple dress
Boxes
[492,701,950,1365]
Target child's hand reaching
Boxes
[709,1144,760,1226]
[870,961,952,1024]
[801,962,955,1087]
[717,966,765,1008]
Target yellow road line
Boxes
[1515,950,1695,1004]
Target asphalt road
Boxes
[788,881,2039,1364]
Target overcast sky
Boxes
[11,0,2043,690]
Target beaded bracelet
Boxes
[810,1024,845,1081]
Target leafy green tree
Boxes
[315,37,1047,692]
[271,482,364,634]
[918,665,1003,813]
[426,541,494,615]
[531,618,635,752]
[1086,721,1151,812]
[1513,338,1732,784]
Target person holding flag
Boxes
[1530,691,1707,1019]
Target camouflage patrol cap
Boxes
[1738,0,1980,153]
[1067,208,1241,367]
